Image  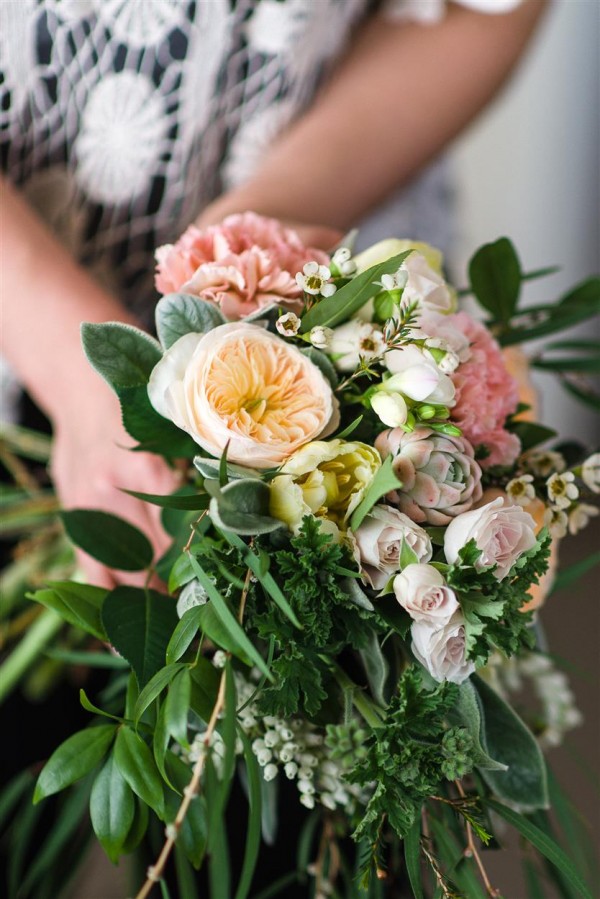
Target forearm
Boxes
[203,0,548,229]
[1,177,139,422]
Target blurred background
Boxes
[452,1,600,892]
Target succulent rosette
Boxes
[375,426,483,525]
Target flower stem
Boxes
[330,663,384,728]
[0,608,62,703]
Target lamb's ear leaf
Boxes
[473,675,549,810]
[81,322,162,391]
[155,293,225,349]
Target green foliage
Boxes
[81,321,162,390]
[259,646,328,717]
[350,456,403,530]
[209,478,283,535]
[155,293,225,349]
[34,725,116,803]
[446,533,551,666]
[117,384,199,457]
[498,277,600,347]
[473,675,549,811]
[468,237,521,324]
[509,421,557,452]
[113,726,165,818]
[300,346,339,388]
[60,509,154,571]
[90,752,135,862]
[300,251,412,332]
[487,799,593,899]
[101,586,179,689]
[349,668,469,849]
[28,580,107,641]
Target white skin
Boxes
[0,1,549,586]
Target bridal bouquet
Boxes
[25,215,599,897]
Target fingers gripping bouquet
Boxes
[31,213,599,897]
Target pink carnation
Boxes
[155,212,329,320]
[448,312,521,468]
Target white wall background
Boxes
[450,0,599,443]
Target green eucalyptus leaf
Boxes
[60,510,153,572]
[114,726,165,818]
[165,668,192,748]
[122,795,149,854]
[474,675,548,810]
[34,725,116,803]
[487,800,593,899]
[28,580,107,640]
[155,293,225,349]
[189,656,221,722]
[90,752,135,862]
[133,663,186,724]
[187,553,272,679]
[166,605,204,663]
[193,457,263,481]
[195,602,252,666]
[509,422,557,452]
[404,818,424,899]
[235,732,263,899]
[121,487,208,511]
[532,355,600,374]
[81,321,162,391]
[499,277,600,346]
[79,688,122,722]
[117,384,199,457]
[300,251,412,332]
[350,455,402,531]
[468,237,521,324]
[102,587,179,689]
[209,479,283,535]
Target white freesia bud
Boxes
[332,246,357,276]
[386,345,455,405]
[411,614,475,684]
[400,253,455,315]
[276,312,301,337]
[370,392,408,427]
[394,564,459,626]
[381,270,408,292]
[309,326,334,350]
[581,453,600,493]
[444,497,537,581]
[437,350,460,374]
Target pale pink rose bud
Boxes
[411,613,475,684]
[444,496,537,580]
[393,564,459,626]
[375,427,483,526]
[351,505,432,590]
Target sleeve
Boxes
[381,0,524,24]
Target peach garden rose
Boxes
[147,322,339,468]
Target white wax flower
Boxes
[393,564,459,626]
[295,261,336,296]
[329,321,385,372]
[546,472,578,509]
[309,326,334,350]
[582,453,600,493]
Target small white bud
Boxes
[212,650,227,669]
[276,312,301,337]
[263,764,278,782]
[309,326,334,350]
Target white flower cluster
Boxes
[181,671,364,815]
[521,450,599,539]
[483,652,582,749]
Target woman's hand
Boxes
[51,387,179,589]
